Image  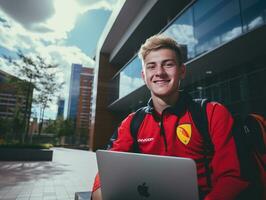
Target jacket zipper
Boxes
[160,111,168,152]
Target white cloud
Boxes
[0,0,122,50]
[0,0,55,32]
[164,24,198,58]
[221,26,242,43]
[164,24,198,46]
[0,0,120,119]
[248,16,263,30]
[0,20,95,120]
[34,45,95,114]
[77,0,122,12]
[0,6,95,87]
[0,0,122,41]
[0,57,12,74]
[119,72,144,98]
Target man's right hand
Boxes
[91,188,102,200]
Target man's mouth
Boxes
[153,80,170,84]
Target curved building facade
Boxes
[90,0,266,151]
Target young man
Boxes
[92,35,249,200]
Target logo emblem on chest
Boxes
[176,124,192,145]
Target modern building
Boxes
[67,63,94,144]
[56,97,65,119]
[67,63,82,120]
[76,68,94,142]
[90,0,266,151]
[0,69,33,120]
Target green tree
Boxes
[0,118,12,142]
[44,118,75,136]
[10,102,25,141]
[59,119,75,137]
[42,120,57,135]
[53,118,75,145]
[2,51,64,143]
[33,57,64,135]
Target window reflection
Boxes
[164,8,197,59]
[241,0,266,32]
[119,57,144,98]
[193,0,242,55]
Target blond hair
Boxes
[138,34,183,65]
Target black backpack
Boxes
[129,99,265,200]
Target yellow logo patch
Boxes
[176,124,192,145]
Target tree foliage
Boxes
[2,51,64,143]
[43,118,75,137]
[57,118,75,137]
[32,56,64,135]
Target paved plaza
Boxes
[0,148,98,200]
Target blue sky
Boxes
[0,0,122,120]
[66,9,111,57]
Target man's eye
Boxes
[146,65,155,69]
[164,62,175,67]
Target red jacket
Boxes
[92,93,249,200]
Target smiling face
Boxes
[141,48,186,100]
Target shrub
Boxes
[0,143,53,149]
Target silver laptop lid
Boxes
[96,150,199,200]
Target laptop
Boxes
[96,150,199,200]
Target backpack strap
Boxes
[189,99,214,153]
[243,114,266,170]
[247,114,266,154]
[188,98,214,188]
[233,115,265,199]
[130,107,148,153]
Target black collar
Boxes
[145,91,192,118]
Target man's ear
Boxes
[180,64,186,80]
[141,70,145,80]
[141,70,147,84]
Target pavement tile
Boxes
[29,194,42,199]
[16,194,30,198]
[1,198,16,200]
[29,198,41,200]
[42,197,57,200]
[15,197,29,200]
[0,148,97,200]
[2,192,18,198]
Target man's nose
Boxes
[155,65,165,75]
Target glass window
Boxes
[193,0,242,55]
[119,57,144,98]
[108,74,119,104]
[229,77,241,102]
[164,8,196,60]
[211,85,221,102]
[247,68,266,99]
[240,0,266,32]
[220,81,229,104]
[204,87,212,99]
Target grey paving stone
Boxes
[16,197,29,200]
[0,148,97,200]
[29,198,42,200]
